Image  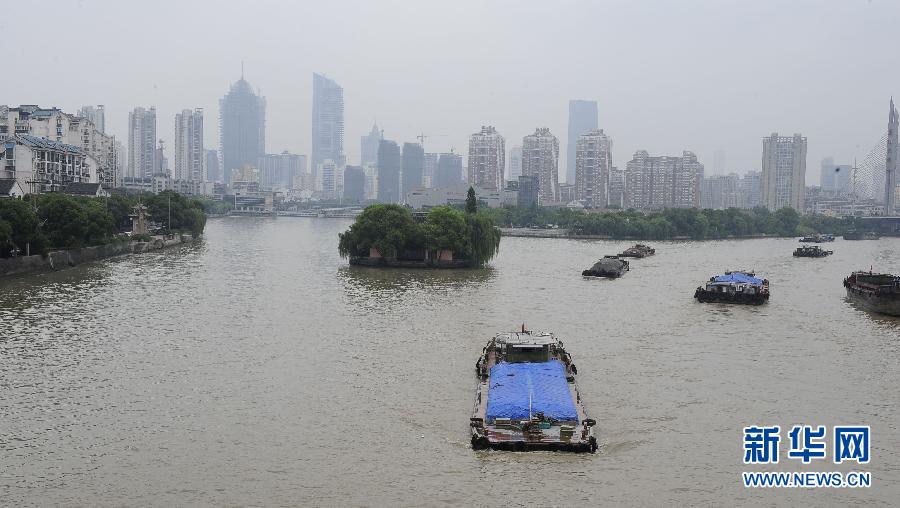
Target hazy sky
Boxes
[3,0,899,184]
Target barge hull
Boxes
[845,289,900,316]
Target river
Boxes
[1,217,898,506]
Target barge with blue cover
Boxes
[470,330,598,453]
[694,271,770,305]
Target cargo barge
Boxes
[582,256,629,278]
[843,271,900,316]
[793,245,833,257]
[471,330,598,453]
[694,271,770,305]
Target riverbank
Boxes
[0,233,196,279]
[499,227,792,241]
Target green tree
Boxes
[466,212,501,266]
[0,198,48,256]
[423,206,468,255]
[465,187,477,214]
[338,204,422,259]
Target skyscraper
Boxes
[360,123,381,167]
[206,149,221,183]
[219,74,266,185]
[402,142,424,198]
[434,152,464,188]
[343,165,366,203]
[174,108,205,182]
[128,106,156,179]
[522,127,559,204]
[566,100,598,185]
[575,129,612,208]
[78,105,105,133]
[312,73,344,172]
[886,98,898,214]
[508,145,522,181]
[377,140,401,203]
[761,133,807,211]
[467,126,505,190]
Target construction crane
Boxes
[416,132,447,151]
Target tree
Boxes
[423,206,468,256]
[338,204,421,259]
[0,198,48,256]
[465,187,477,214]
[466,212,501,266]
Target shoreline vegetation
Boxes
[481,205,854,241]
[0,191,211,259]
[339,191,501,268]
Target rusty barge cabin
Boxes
[471,331,598,453]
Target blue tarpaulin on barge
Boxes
[485,361,579,422]
[713,273,764,285]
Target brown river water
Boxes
[1,217,899,506]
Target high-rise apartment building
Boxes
[508,145,522,181]
[566,100,598,185]
[522,127,560,204]
[761,132,806,211]
[128,106,156,179]
[360,123,381,167]
[743,170,762,208]
[219,75,266,185]
[625,150,703,209]
[434,152,464,188]
[574,129,612,208]
[608,168,625,208]
[174,108,205,182]
[467,126,505,190]
[258,151,306,191]
[401,142,424,198]
[377,140,401,203]
[312,73,344,172]
[78,105,105,134]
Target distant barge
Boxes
[843,271,900,316]
[471,331,598,453]
[694,271,770,305]
[799,234,834,243]
[843,230,880,240]
[619,244,655,258]
[582,256,629,278]
[793,245,833,257]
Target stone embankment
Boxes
[0,234,195,278]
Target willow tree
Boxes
[466,212,501,266]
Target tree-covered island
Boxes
[338,190,501,268]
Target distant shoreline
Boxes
[499,228,805,241]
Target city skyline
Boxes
[4,1,899,186]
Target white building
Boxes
[761,132,806,211]
[174,108,205,182]
[0,105,119,189]
[574,129,612,208]
[129,106,157,179]
[625,150,703,209]
[467,126,505,190]
[522,127,560,204]
[2,135,97,192]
